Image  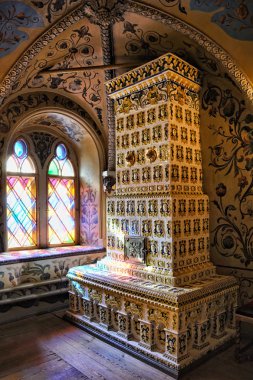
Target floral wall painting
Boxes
[119,14,237,84]
[159,1,187,15]
[0,251,104,292]
[200,82,253,271]
[159,0,253,41]
[26,114,87,143]
[212,182,253,267]
[29,132,56,168]
[32,71,102,109]
[80,184,99,245]
[16,24,102,108]
[0,92,102,137]
[190,0,253,41]
[31,0,82,23]
[122,21,174,57]
[45,25,96,69]
[230,269,253,304]
[0,2,44,57]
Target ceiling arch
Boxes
[0,0,252,107]
[1,0,252,173]
[0,92,103,136]
[0,91,107,167]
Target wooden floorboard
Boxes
[39,315,168,380]
[0,312,252,380]
[1,354,89,380]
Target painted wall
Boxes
[0,0,252,306]
[78,133,102,245]
[200,75,253,305]
[0,105,105,321]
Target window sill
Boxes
[0,245,106,265]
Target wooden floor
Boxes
[0,312,252,380]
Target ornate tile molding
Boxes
[106,52,201,96]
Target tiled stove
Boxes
[66,53,238,377]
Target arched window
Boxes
[6,139,37,249]
[48,143,76,246]
[6,136,78,251]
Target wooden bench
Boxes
[235,301,253,362]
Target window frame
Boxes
[6,138,39,251]
[6,134,80,251]
[47,142,77,247]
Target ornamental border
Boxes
[0,1,252,104]
[67,270,238,306]
[106,53,201,95]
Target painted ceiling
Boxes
[1,1,252,75]
[23,112,88,143]
[0,0,253,138]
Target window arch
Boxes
[6,135,78,250]
[6,139,37,249]
[48,143,76,246]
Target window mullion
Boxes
[38,166,48,248]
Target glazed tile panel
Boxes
[67,266,237,371]
[105,54,214,286]
[114,84,203,194]
[106,195,210,278]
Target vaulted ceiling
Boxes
[0,0,253,153]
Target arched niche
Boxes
[1,108,106,251]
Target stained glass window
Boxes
[48,143,75,245]
[6,140,36,175]
[6,140,37,249]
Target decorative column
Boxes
[82,298,96,321]
[84,0,127,191]
[99,304,113,330]
[139,320,156,350]
[0,137,5,252]
[69,282,81,313]
[193,321,210,349]
[117,312,132,339]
